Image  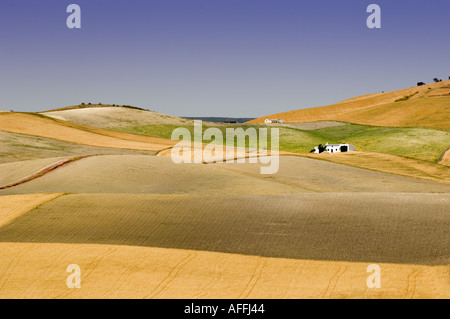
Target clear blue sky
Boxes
[0,0,449,117]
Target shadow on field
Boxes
[0,193,448,265]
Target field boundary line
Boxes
[0,155,95,190]
[0,194,64,229]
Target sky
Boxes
[0,0,449,117]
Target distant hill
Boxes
[41,104,194,128]
[182,117,256,123]
[248,80,450,130]
[42,103,150,113]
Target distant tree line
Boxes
[417,76,449,86]
[78,102,152,112]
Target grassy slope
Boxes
[111,123,450,163]
[248,80,450,130]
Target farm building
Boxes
[264,119,285,124]
[313,143,355,154]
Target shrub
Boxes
[395,91,418,102]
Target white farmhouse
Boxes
[313,143,355,154]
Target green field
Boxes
[110,123,450,163]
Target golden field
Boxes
[249,80,450,130]
[0,83,449,299]
[0,243,448,299]
[0,193,448,299]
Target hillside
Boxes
[42,104,193,128]
[249,80,450,130]
[0,112,175,151]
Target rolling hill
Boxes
[42,104,194,128]
[0,111,176,151]
[1,94,449,299]
[249,80,450,130]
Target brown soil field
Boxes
[42,106,195,128]
[249,80,450,130]
[0,193,62,227]
[0,243,448,299]
[0,193,448,265]
[0,112,176,151]
[303,152,450,185]
[1,155,448,195]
